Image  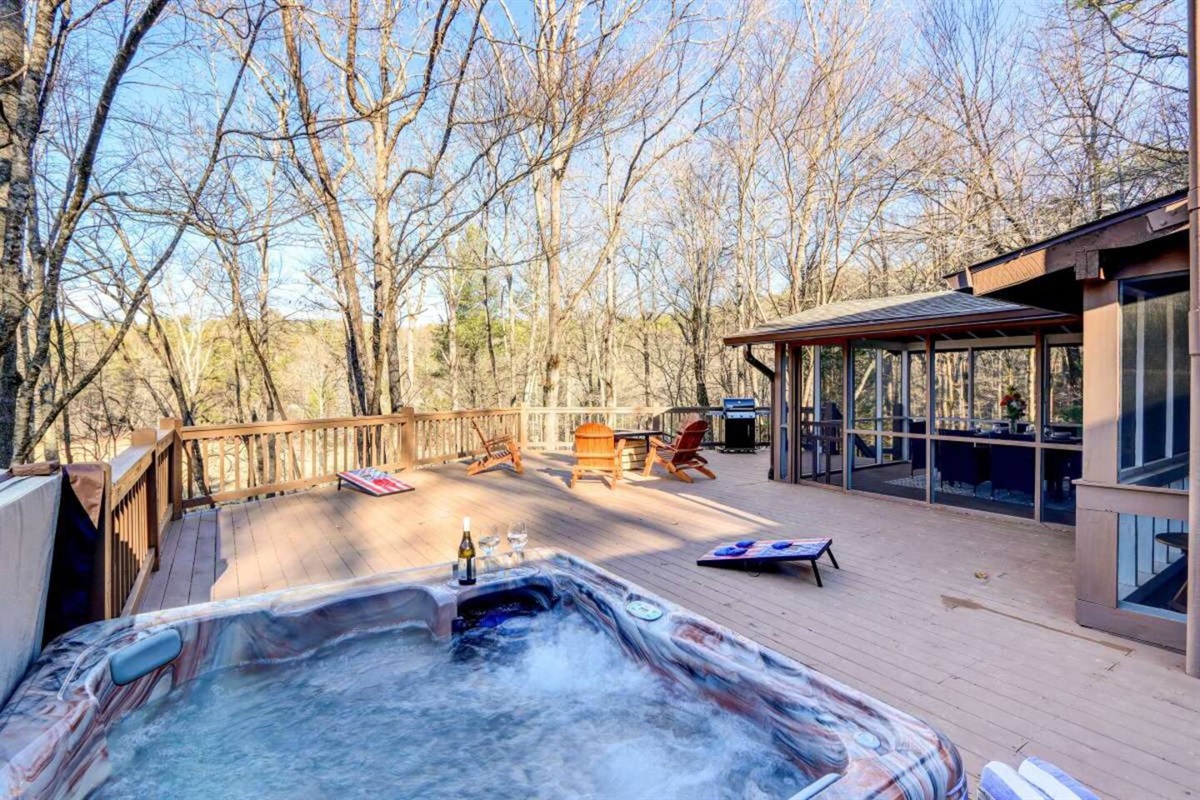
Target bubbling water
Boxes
[92,609,808,799]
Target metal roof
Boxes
[723,290,1077,345]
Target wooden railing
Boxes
[170,405,770,506]
[103,421,180,617]
[92,404,769,615]
[413,408,523,465]
[179,412,415,509]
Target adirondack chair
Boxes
[466,419,523,476]
[644,418,715,483]
[570,423,626,490]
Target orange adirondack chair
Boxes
[466,419,523,476]
[643,418,715,483]
[570,423,627,490]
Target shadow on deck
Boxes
[140,451,1199,799]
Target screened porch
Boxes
[777,334,1082,525]
[731,292,1083,526]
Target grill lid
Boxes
[721,397,757,418]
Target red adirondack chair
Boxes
[643,418,715,483]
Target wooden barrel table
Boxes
[614,430,663,473]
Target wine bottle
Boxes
[457,516,476,586]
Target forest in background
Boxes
[0,0,1187,464]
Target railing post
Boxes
[132,428,161,571]
[400,407,417,470]
[518,404,528,449]
[162,417,183,520]
[100,462,117,619]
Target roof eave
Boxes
[723,309,1078,347]
[963,189,1188,285]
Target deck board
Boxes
[139,451,1200,800]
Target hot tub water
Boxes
[92,608,806,800]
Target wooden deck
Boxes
[141,451,1200,800]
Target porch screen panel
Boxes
[971,348,1036,427]
[908,351,928,420]
[1119,273,1189,486]
[820,346,843,421]
[1046,344,1083,429]
[933,350,970,434]
[847,342,927,502]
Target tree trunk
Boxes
[281,2,371,416]
[387,321,403,412]
[447,293,459,410]
[0,344,18,463]
[602,255,616,406]
[0,0,61,360]
[541,171,564,406]
[368,114,392,416]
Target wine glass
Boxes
[479,526,501,576]
[507,521,528,567]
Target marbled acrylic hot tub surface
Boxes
[0,551,966,799]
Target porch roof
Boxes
[723,290,1077,346]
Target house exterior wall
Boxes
[1075,237,1189,651]
[752,224,1189,652]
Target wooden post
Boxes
[162,417,183,520]
[400,407,417,470]
[100,461,116,619]
[901,346,911,461]
[518,404,529,449]
[790,346,799,483]
[874,348,883,461]
[131,429,160,571]
[925,336,935,506]
[813,347,823,482]
[1184,0,1199,677]
[1033,332,1045,523]
[773,344,783,481]
[842,342,852,491]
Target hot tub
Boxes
[0,551,966,799]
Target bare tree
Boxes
[0,0,266,465]
[482,0,740,406]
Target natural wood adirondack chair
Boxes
[466,419,523,476]
[644,418,715,483]
[570,423,627,489]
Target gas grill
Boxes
[718,397,758,453]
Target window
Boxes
[1119,274,1189,487]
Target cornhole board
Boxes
[336,468,414,497]
[697,538,838,587]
